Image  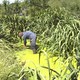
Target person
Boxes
[18,31,37,54]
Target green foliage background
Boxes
[0,0,80,80]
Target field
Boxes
[0,0,80,80]
[15,42,79,80]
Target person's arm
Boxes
[24,38,26,47]
[23,35,27,47]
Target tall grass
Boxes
[0,3,80,79]
[0,39,16,80]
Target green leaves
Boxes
[0,39,17,80]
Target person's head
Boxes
[18,32,23,38]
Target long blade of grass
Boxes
[41,66,61,76]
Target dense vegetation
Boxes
[0,0,80,80]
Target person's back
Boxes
[23,31,36,40]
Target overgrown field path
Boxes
[16,48,52,79]
[15,47,63,80]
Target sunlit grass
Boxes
[16,49,49,79]
[15,42,78,80]
[16,47,65,80]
